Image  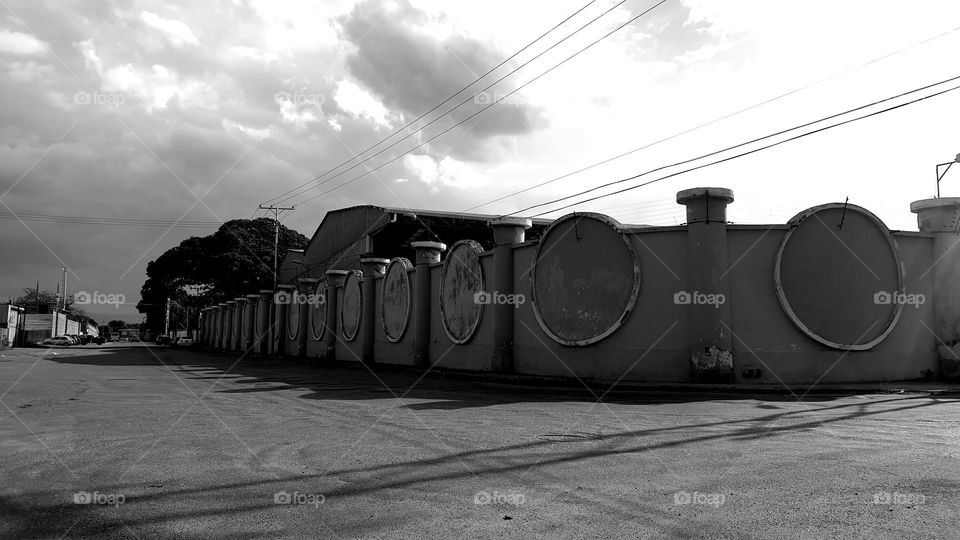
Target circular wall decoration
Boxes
[380,257,413,343]
[439,240,485,344]
[310,281,327,341]
[531,213,641,346]
[286,291,300,341]
[774,203,904,350]
[339,271,363,341]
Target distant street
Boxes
[1,344,958,538]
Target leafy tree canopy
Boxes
[137,218,307,332]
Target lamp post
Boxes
[936,153,960,198]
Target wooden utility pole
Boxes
[258,205,295,290]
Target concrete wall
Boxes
[205,189,956,384]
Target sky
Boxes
[2,0,960,321]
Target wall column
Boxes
[360,257,389,365]
[489,218,531,373]
[243,294,258,353]
[216,303,228,350]
[677,187,735,383]
[911,197,960,378]
[272,285,294,356]
[324,270,350,361]
[232,297,245,351]
[410,241,446,367]
[256,289,273,355]
[296,278,319,357]
[226,301,238,350]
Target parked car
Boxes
[156,335,172,345]
[66,335,80,345]
[93,336,105,345]
[41,336,73,346]
[172,337,195,347]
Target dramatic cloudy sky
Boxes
[2,0,960,320]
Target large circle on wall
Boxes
[310,281,326,341]
[380,258,413,343]
[440,240,485,344]
[286,291,300,341]
[339,271,362,341]
[531,213,641,346]
[775,203,904,350]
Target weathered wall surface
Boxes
[203,190,955,385]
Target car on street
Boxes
[156,335,172,345]
[41,336,73,346]
[172,337,195,347]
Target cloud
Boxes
[0,29,49,56]
[140,11,200,48]
[332,79,392,129]
[402,153,488,191]
[73,39,103,75]
[338,0,548,162]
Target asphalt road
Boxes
[1,344,958,538]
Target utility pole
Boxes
[258,205,295,290]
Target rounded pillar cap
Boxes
[359,257,390,264]
[490,216,532,229]
[297,277,320,283]
[258,289,275,294]
[910,197,960,212]
[410,241,447,251]
[246,294,261,299]
[325,269,350,276]
[677,187,734,204]
[234,297,246,302]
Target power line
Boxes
[284,0,669,209]
[518,79,960,218]
[0,212,223,228]
[260,0,603,207]
[462,24,960,213]
[273,0,648,207]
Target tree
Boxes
[13,288,88,318]
[137,218,307,333]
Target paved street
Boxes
[1,344,958,538]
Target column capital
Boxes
[910,197,960,232]
[677,187,734,224]
[411,241,447,265]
